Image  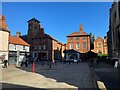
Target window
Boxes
[98,42,101,48]
[0,33,1,42]
[43,45,46,50]
[69,44,73,49]
[114,12,116,19]
[83,42,86,48]
[83,37,86,40]
[76,37,79,40]
[15,45,16,50]
[23,46,25,50]
[39,45,41,50]
[98,50,102,54]
[70,37,73,40]
[34,46,37,50]
[34,25,38,30]
[76,43,80,49]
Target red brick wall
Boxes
[92,36,108,54]
[67,36,90,53]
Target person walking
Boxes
[2,55,7,68]
[114,59,118,69]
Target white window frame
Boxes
[69,44,73,49]
[76,43,80,49]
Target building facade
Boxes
[0,16,10,63]
[25,18,65,61]
[107,1,120,60]
[67,24,90,53]
[9,32,30,66]
[92,36,108,55]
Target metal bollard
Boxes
[32,61,35,73]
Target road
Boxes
[92,62,120,90]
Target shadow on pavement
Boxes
[90,62,120,90]
[16,62,95,88]
[2,82,47,90]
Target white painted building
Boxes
[9,32,30,66]
[0,16,10,64]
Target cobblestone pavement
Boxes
[1,62,94,89]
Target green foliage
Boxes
[97,53,108,57]
[89,32,95,50]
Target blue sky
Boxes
[2,2,112,43]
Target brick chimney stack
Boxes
[80,24,84,32]
[0,15,8,30]
[16,32,21,37]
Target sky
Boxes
[2,2,112,43]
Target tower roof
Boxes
[27,18,40,23]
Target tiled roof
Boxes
[96,36,103,40]
[9,36,30,46]
[67,31,88,37]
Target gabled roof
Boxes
[9,36,30,46]
[95,36,103,41]
[67,24,89,37]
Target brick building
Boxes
[67,24,90,53]
[92,36,108,55]
[23,18,65,61]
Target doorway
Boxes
[38,53,46,60]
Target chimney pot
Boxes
[16,32,21,37]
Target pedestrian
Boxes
[114,59,118,69]
[52,59,55,65]
[25,57,28,67]
[2,55,7,68]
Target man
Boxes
[2,54,7,68]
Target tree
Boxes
[90,33,95,51]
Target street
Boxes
[92,62,120,90]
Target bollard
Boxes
[32,61,35,73]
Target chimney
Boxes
[16,32,21,37]
[0,15,8,30]
[104,36,107,39]
[80,24,84,32]
[40,28,44,34]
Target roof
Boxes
[27,18,40,23]
[63,49,80,53]
[67,31,89,37]
[67,24,89,37]
[95,36,103,41]
[9,36,30,46]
